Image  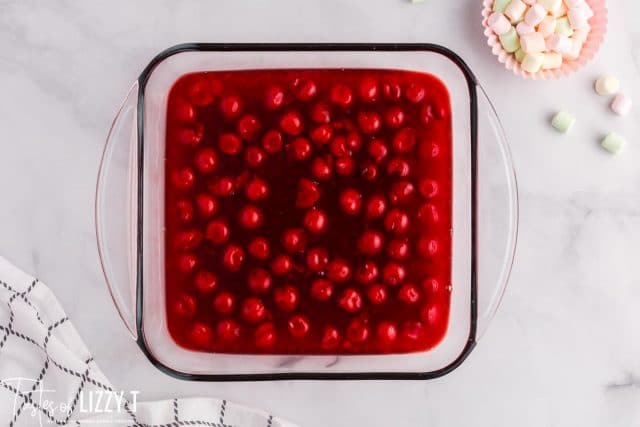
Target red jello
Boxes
[165,69,452,354]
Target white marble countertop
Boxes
[1,0,639,425]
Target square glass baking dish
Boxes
[96,43,518,380]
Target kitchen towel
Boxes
[0,256,297,427]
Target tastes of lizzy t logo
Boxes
[2,377,139,426]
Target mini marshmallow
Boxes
[493,0,512,13]
[551,1,567,17]
[542,52,563,69]
[499,26,521,52]
[522,0,537,4]
[595,76,620,96]
[581,2,594,18]
[572,28,590,42]
[555,17,574,36]
[521,52,545,72]
[564,0,585,7]
[520,32,546,53]
[538,0,562,14]
[525,4,547,26]
[562,39,583,60]
[488,12,513,35]
[538,16,557,38]
[546,33,572,53]
[611,94,632,116]
[505,0,527,23]
[601,132,626,154]
[516,21,535,35]
[568,7,589,29]
[551,111,575,133]
[515,47,527,62]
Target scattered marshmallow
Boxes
[538,16,557,38]
[489,12,512,35]
[505,0,528,23]
[521,32,546,53]
[601,132,626,154]
[525,4,547,26]
[595,76,620,96]
[611,94,632,116]
[499,26,521,52]
[521,52,545,73]
[516,21,535,35]
[551,111,576,133]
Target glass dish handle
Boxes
[475,85,519,339]
[95,82,139,340]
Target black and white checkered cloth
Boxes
[0,256,298,427]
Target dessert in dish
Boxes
[164,69,452,354]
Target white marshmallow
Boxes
[516,21,535,35]
[551,1,567,17]
[525,4,547,26]
[562,39,583,60]
[538,0,562,14]
[505,0,527,23]
[595,76,620,96]
[581,2,594,18]
[572,28,589,42]
[568,8,589,29]
[565,0,585,7]
[488,12,512,35]
[546,33,572,53]
[520,32,547,53]
[542,52,563,69]
[538,16,557,38]
[611,94,632,116]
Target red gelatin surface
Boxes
[165,69,452,355]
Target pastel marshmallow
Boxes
[555,17,574,36]
[520,32,546,53]
[515,47,527,62]
[546,33,572,53]
[542,52,563,69]
[505,0,527,23]
[565,0,585,7]
[601,132,626,154]
[551,111,575,133]
[525,4,547,26]
[493,0,512,13]
[538,0,562,14]
[522,0,537,4]
[538,16,557,38]
[521,52,545,72]
[581,2,594,18]
[488,12,513,35]
[499,26,521,52]
[516,21,535,35]
[568,8,589,29]
[562,39,583,60]
[611,94,632,116]
[551,1,567,17]
[595,76,620,96]
[572,28,590,42]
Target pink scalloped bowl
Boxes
[482,0,607,80]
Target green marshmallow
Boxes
[499,27,520,53]
[493,0,511,13]
[551,111,575,133]
[601,132,626,154]
[555,17,574,37]
[515,47,526,63]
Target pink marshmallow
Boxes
[611,94,632,116]
[568,8,589,29]
[488,12,512,35]
[565,0,585,7]
[525,4,547,26]
[520,32,546,53]
[516,21,535,35]
[546,34,572,53]
[538,16,557,38]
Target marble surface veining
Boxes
[0,0,639,426]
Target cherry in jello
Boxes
[165,69,452,354]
